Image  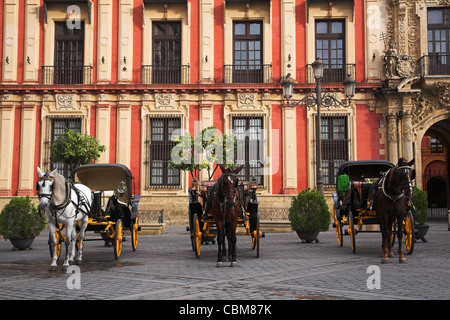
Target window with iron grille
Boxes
[232,115,264,186]
[45,116,83,178]
[315,20,345,83]
[145,115,182,189]
[320,114,348,187]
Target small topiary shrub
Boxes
[0,196,45,239]
[289,188,331,233]
[411,186,428,225]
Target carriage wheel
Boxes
[114,219,123,260]
[333,206,343,247]
[348,211,356,254]
[189,208,196,252]
[131,212,139,252]
[192,214,202,258]
[251,212,260,258]
[404,211,415,255]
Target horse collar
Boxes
[49,181,72,212]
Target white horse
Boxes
[37,167,92,270]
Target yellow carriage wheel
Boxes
[404,211,415,254]
[131,212,139,252]
[250,212,261,258]
[114,219,123,260]
[251,230,257,249]
[348,211,356,254]
[333,206,343,247]
[193,214,202,259]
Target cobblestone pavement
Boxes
[0,220,449,304]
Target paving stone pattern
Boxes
[0,221,449,301]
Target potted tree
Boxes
[50,128,106,177]
[411,186,430,242]
[289,188,331,243]
[169,125,239,180]
[0,196,45,250]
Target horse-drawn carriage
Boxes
[39,164,140,268]
[332,160,415,261]
[188,165,264,264]
[71,164,140,260]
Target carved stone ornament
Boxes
[436,82,450,107]
[388,122,397,142]
[238,93,257,109]
[403,122,413,142]
[55,94,76,110]
[412,92,434,125]
[383,41,415,78]
[157,93,172,105]
[156,93,174,109]
[397,55,415,78]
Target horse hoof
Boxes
[230,261,237,267]
[216,262,223,268]
[381,258,389,264]
[75,260,82,265]
[49,265,57,272]
[62,265,69,271]
[399,257,407,264]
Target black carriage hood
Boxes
[71,164,134,202]
[336,160,394,184]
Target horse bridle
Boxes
[36,175,55,200]
[381,165,414,201]
[36,174,72,213]
[397,165,414,193]
[219,173,239,210]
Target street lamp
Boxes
[281,59,356,195]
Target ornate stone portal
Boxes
[381,0,450,190]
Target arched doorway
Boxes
[420,119,450,217]
[427,176,447,208]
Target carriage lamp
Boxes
[118,181,127,195]
[191,178,199,191]
[281,58,356,195]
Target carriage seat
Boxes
[237,181,250,208]
[91,190,115,217]
[351,181,372,205]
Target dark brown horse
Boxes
[209,164,244,267]
[372,158,415,263]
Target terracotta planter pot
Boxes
[10,237,35,250]
[415,224,429,243]
[295,231,319,243]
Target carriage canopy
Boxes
[71,164,134,203]
[335,160,394,186]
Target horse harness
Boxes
[213,173,240,212]
[378,165,413,202]
[36,174,91,222]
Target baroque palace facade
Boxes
[0,0,449,223]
